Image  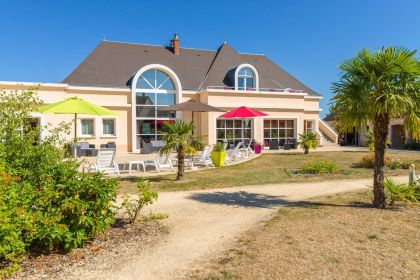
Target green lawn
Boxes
[118,151,420,194]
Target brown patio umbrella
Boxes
[159,99,223,134]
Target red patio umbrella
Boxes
[219,106,268,147]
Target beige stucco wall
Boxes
[0,81,322,152]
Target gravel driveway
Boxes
[70,176,408,280]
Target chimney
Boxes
[170,33,180,55]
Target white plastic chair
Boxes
[227,142,243,161]
[192,145,213,167]
[144,153,174,173]
[89,149,120,176]
[244,139,255,158]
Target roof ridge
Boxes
[196,45,224,90]
[102,39,217,53]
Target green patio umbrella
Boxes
[37,97,118,156]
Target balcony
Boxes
[205,86,304,94]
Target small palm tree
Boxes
[160,120,205,180]
[331,47,420,208]
[298,132,317,154]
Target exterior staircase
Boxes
[318,130,337,147]
[317,119,339,147]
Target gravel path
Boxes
[70,176,408,280]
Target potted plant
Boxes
[211,142,226,167]
[254,141,263,154]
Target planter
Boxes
[254,145,262,154]
[211,151,226,167]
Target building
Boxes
[0,34,338,153]
[324,113,414,148]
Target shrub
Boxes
[121,179,158,224]
[298,160,339,174]
[298,132,317,154]
[0,90,118,276]
[388,159,402,170]
[384,178,420,206]
[212,142,225,152]
[357,153,391,168]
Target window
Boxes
[135,69,176,149]
[81,119,95,136]
[237,67,254,90]
[263,119,295,147]
[216,119,252,145]
[305,120,314,133]
[102,119,116,136]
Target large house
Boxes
[0,34,338,153]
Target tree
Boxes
[160,120,205,180]
[298,132,318,154]
[331,47,420,208]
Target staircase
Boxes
[318,130,337,147]
[317,119,339,147]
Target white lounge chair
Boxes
[89,149,120,176]
[244,139,255,158]
[192,145,213,167]
[144,153,174,173]
[227,142,243,161]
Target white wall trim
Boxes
[130,64,183,152]
[234,63,260,91]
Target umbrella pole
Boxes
[73,113,77,158]
[192,111,194,135]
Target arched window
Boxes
[235,64,259,91]
[134,69,176,149]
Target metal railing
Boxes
[205,86,304,93]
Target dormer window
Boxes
[234,64,259,91]
[238,68,254,90]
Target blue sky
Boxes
[1,0,419,116]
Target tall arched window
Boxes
[237,67,255,90]
[135,69,176,149]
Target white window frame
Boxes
[234,64,259,91]
[79,118,96,137]
[263,118,297,148]
[305,120,314,133]
[101,118,117,138]
[130,64,183,152]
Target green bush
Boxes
[212,142,226,152]
[121,179,158,224]
[298,160,339,174]
[384,178,420,206]
[0,90,118,276]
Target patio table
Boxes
[125,160,146,174]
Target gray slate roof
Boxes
[63,40,320,96]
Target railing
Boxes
[205,86,304,93]
[318,119,339,144]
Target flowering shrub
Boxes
[358,153,391,168]
[0,90,118,276]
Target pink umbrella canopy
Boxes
[219,106,268,118]
[219,106,268,148]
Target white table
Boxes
[126,160,146,174]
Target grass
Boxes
[189,191,420,280]
[118,151,420,194]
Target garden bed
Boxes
[11,220,168,280]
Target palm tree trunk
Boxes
[373,114,389,208]
[177,145,185,180]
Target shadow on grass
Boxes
[188,191,377,209]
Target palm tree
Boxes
[331,47,420,208]
[160,120,205,180]
[298,132,318,154]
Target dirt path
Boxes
[70,176,408,280]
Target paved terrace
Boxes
[78,146,375,177]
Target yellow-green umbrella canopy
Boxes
[37,97,118,116]
[37,97,118,155]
